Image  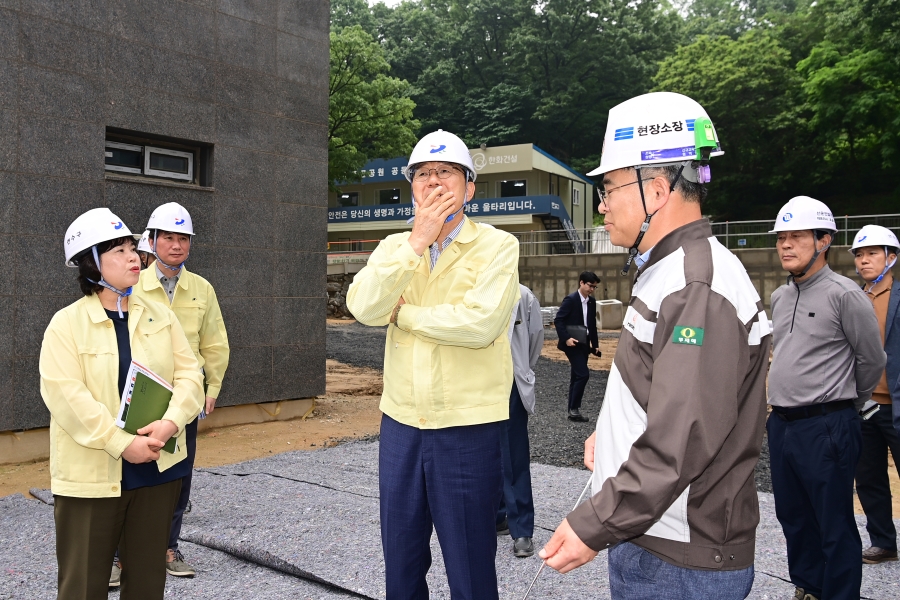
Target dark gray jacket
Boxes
[769,265,885,410]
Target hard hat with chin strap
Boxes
[850,224,899,285]
[770,196,837,233]
[146,202,194,236]
[146,202,194,271]
[64,208,141,317]
[405,129,476,183]
[404,129,475,225]
[771,196,837,282]
[588,92,723,275]
[588,92,723,179]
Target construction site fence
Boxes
[327,214,900,256]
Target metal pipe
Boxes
[522,475,593,600]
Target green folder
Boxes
[120,371,177,454]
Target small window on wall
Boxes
[338,192,359,207]
[104,128,211,186]
[145,147,193,181]
[500,179,527,197]
[572,187,581,206]
[378,189,401,204]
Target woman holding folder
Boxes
[39,208,204,600]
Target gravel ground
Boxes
[326,322,773,492]
[9,444,899,600]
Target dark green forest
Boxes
[329,0,900,220]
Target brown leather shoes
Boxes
[862,546,898,564]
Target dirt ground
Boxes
[4,323,900,518]
[540,336,618,371]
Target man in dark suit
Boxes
[555,271,601,422]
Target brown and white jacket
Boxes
[568,219,772,571]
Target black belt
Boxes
[772,399,855,421]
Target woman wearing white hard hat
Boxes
[767,197,885,599]
[849,225,900,566]
[40,208,203,599]
[133,201,229,579]
[347,129,521,599]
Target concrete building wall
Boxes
[0,1,329,432]
[520,247,859,312]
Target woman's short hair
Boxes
[73,236,136,296]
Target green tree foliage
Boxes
[330,0,900,217]
[653,31,814,217]
[328,23,419,189]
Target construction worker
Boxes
[346,129,520,599]
[43,208,203,599]
[850,225,900,565]
[132,202,229,579]
[767,197,885,600]
[539,92,772,600]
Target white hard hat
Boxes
[64,208,140,267]
[405,129,476,182]
[137,230,152,253]
[850,225,900,253]
[587,92,723,179]
[770,196,837,233]
[146,202,194,236]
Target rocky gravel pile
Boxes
[326,322,773,493]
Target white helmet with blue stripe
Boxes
[588,92,723,181]
[405,129,476,183]
[64,208,140,267]
[850,225,899,253]
[146,202,194,236]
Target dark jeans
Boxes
[767,406,862,599]
[608,542,754,600]
[497,383,535,539]
[379,414,502,600]
[564,347,590,412]
[169,417,198,551]
[856,405,900,550]
[54,480,181,600]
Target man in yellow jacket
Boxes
[346,130,520,599]
[132,202,230,578]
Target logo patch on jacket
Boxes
[672,326,704,346]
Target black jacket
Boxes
[555,291,598,352]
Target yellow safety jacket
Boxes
[347,217,520,429]
[133,266,230,399]
[39,294,204,498]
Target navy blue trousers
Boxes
[565,347,590,412]
[497,384,534,539]
[379,414,503,600]
[856,405,900,550]
[767,406,862,599]
[168,417,198,551]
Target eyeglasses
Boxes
[598,178,652,207]
[584,283,598,289]
[412,165,463,183]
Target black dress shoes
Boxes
[862,546,898,564]
[513,537,534,558]
[568,409,589,422]
[496,518,509,536]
